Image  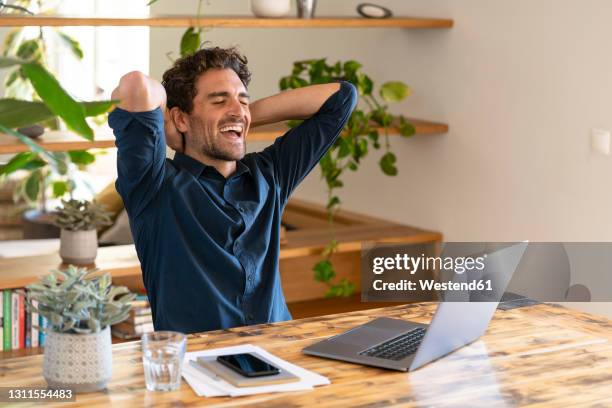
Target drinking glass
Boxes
[141,331,187,392]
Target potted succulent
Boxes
[54,199,113,265]
[25,265,136,392]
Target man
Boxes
[109,46,357,333]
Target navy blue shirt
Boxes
[109,81,357,334]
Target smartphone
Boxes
[216,353,280,378]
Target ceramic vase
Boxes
[251,0,291,17]
[59,229,98,265]
[43,326,112,393]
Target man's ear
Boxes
[170,107,189,133]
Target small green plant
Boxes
[54,198,113,231]
[280,58,415,298]
[25,265,136,334]
[147,0,209,59]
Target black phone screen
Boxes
[217,353,280,377]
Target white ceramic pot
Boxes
[250,0,291,17]
[43,326,112,393]
[59,229,98,265]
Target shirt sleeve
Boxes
[259,80,358,206]
[108,106,167,218]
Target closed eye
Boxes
[211,99,249,106]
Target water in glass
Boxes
[141,331,186,392]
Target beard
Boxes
[202,138,245,161]
[188,115,246,161]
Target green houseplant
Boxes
[279,58,415,297]
[0,0,95,225]
[54,198,113,265]
[2,0,84,103]
[0,3,114,236]
[0,57,116,237]
[25,265,136,392]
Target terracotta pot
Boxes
[59,229,98,265]
[43,326,112,393]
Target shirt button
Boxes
[238,207,245,213]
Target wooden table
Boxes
[1,303,611,407]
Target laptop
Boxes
[302,241,528,371]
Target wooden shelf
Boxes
[0,131,115,154]
[0,118,448,154]
[0,225,440,291]
[0,245,138,290]
[0,197,442,308]
[280,224,441,259]
[0,15,453,28]
[0,197,442,292]
[249,118,448,142]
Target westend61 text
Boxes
[372,279,493,291]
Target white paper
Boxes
[182,363,226,397]
[181,344,330,397]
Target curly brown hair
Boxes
[162,46,251,114]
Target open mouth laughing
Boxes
[219,123,244,140]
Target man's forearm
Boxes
[249,83,341,128]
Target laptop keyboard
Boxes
[359,327,427,361]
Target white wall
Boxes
[143,0,612,317]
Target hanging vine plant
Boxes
[279,58,415,298]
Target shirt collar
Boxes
[173,152,250,180]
